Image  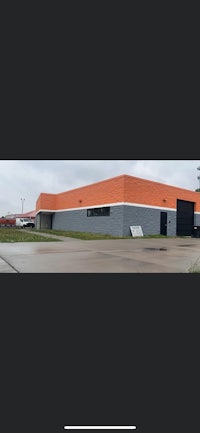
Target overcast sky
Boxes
[0,160,200,217]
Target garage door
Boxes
[176,199,194,236]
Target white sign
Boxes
[130,225,143,237]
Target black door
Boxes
[160,211,167,235]
[176,199,194,236]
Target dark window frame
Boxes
[87,207,110,217]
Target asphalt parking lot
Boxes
[1,231,200,273]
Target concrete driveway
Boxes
[1,231,200,273]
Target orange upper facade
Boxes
[36,174,200,213]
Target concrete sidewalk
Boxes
[1,231,200,273]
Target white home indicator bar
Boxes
[64,427,137,430]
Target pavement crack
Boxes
[0,255,20,273]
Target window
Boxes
[87,207,110,217]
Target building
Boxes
[35,174,200,237]
[5,210,36,221]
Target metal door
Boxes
[176,200,194,236]
[160,211,167,236]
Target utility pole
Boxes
[197,166,200,191]
[21,198,25,214]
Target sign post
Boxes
[130,225,144,237]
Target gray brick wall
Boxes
[123,206,177,236]
[50,205,178,237]
[194,214,200,226]
[52,206,124,236]
[36,202,200,237]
